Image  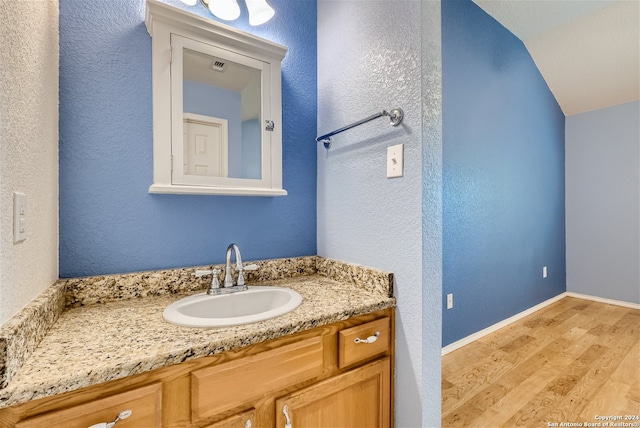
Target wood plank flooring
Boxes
[442,297,640,427]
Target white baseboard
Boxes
[565,292,640,310]
[441,293,567,356]
[442,291,640,356]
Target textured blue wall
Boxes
[59,0,317,277]
[442,0,566,346]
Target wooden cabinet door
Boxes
[204,408,255,428]
[275,358,391,428]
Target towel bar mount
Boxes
[316,107,404,149]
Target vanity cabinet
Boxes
[0,309,394,428]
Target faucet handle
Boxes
[236,264,258,287]
[195,269,221,291]
[210,268,220,289]
[194,269,214,278]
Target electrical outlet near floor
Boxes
[446,293,453,309]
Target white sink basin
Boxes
[163,286,303,328]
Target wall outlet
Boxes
[543,266,548,278]
[446,293,453,309]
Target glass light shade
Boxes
[208,0,241,21]
[246,0,275,26]
[179,0,198,6]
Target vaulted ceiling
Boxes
[473,0,640,116]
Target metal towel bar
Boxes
[316,107,404,149]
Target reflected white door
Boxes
[183,116,228,177]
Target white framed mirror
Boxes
[145,0,288,196]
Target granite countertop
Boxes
[0,256,395,409]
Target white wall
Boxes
[0,1,59,325]
[566,100,640,304]
[317,1,442,426]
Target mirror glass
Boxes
[182,48,262,180]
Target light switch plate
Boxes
[13,192,26,243]
[387,144,404,178]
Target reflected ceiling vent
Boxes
[210,59,227,72]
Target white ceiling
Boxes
[473,0,640,116]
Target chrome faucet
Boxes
[224,243,244,287]
[194,243,258,295]
[223,243,258,290]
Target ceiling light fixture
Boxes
[179,0,275,25]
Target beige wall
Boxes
[0,1,59,325]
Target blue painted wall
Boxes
[442,0,566,346]
[59,0,317,277]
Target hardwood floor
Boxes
[442,297,640,427]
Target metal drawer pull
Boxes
[88,410,132,428]
[245,419,252,428]
[283,404,292,428]
[354,331,380,344]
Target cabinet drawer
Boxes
[192,336,324,423]
[15,383,162,428]
[338,317,390,368]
